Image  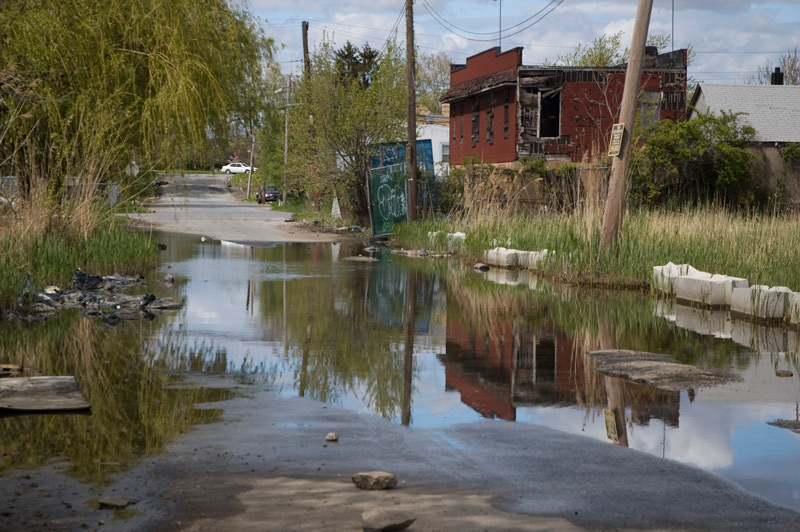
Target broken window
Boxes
[639,91,662,130]
[539,91,560,138]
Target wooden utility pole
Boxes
[405,0,418,221]
[282,74,291,205]
[598,0,653,253]
[302,21,310,75]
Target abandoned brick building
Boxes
[441,46,688,165]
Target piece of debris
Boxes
[163,273,175,285]
[73,270,104,290]
[362,508,416,532]
[588,350,740,391]
[0,376,90,412]
[363,247,380,253]
[0,364,23,377]
[391,249,428,258]
[325,432,339,442]
[98,497,130,510]
[352,471,398,490]
[776,370,794,378]
[473,263,490,271]
[345,256,379,262]
[768,420,800,434]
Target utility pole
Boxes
[302,21,310,76]
[598,0,653,253]
[405,0,418,221]
[282,74,291,206]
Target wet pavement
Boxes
[2,231,800,530]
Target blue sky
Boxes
[250,0,800,84]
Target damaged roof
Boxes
[440,67,517,103]
[689,84,800,143]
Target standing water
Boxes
[2,232,799,512]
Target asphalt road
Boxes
[5,175,800,531]
[126,172,339,245]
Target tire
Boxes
[225,169,231,174]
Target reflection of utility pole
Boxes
[405,0,418,221]
[401,271,417,426]
[282,74,292,205]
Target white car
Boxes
[221,162,256,174]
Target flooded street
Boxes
[2,230,800,526]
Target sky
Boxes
[247,0,800,85]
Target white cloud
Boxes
[250,0,800,82]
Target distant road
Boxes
[125,172,338,244]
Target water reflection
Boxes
[0,312,237,482]
[148,233,798,510]
[3,232,800,512]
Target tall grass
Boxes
[0,191,159,309]
[393,204,800,291]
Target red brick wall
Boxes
[451,47,522,85]
[449,48,521,165]
[450,87,518,164]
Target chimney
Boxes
[643,46,658,68]
[771,67,784,85]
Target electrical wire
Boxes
[422,0,562,36]
[422,0,564,42]
[380,2,407,54]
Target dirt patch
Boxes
[589,350,742,391]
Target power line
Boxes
[422,0,564,42]
[422,0,562,36]
[380,2,407,54]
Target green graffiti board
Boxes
[368,163,407,236]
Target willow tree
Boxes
[289,39,406,226]
[0,0,274,205]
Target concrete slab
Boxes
[652,262,700,294]
[673,273,726,307]
[731,285,790,321]
[788,292,800,325]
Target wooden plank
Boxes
[0,376,90,411]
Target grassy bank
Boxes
[392,206,800,291]
[0,203,160,310]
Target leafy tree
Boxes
[0,0,274,203]
[416,50,451,114]
[628,110,760,207]
[554,32,671,67]
[289,39,406,226]
[749,47,800,85]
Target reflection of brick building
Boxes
[441,313,680,427]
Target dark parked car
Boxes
[256,185,280,204]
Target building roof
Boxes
[440,67,517,103]
[689,84,800,143]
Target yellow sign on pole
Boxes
[608,123,624,157]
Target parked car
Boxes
[221,162,256,174]
[256,185,280,203]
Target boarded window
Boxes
[504,89,510,139]
[471,97,480,147]
[486,93,494,144]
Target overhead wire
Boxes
[422,0,564,42]
[422,0,562,36]
[380,2,407,54]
